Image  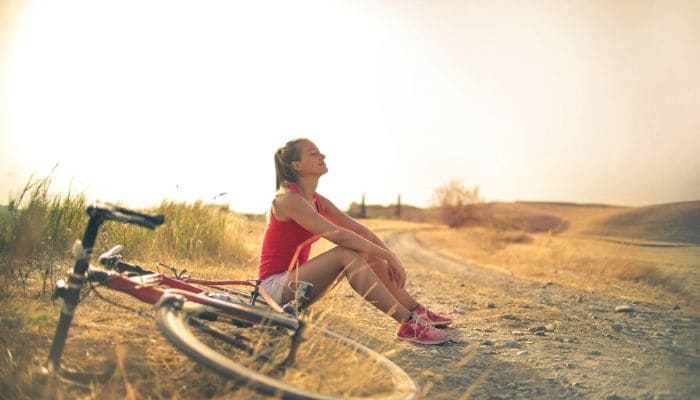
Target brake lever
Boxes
[98,245,124,267]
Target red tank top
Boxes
[258,184,326,280]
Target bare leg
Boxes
[280,247,411,323]
[367,259,420,312]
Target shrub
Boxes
[433,180,481,228]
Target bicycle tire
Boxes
[155,294,417,400]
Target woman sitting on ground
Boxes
[259,138,452,345]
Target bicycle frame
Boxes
[92,269,294,327]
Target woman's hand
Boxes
[387,254,407,289]
[365,253,406,289]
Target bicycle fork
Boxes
[45,215,114,383]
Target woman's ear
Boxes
[291,160,301,171]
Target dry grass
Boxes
[0,175,254,299]
[409,199,700,304]
[416,225,699,306]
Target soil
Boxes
[340,229,700,400]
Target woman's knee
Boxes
[369,259,395,286]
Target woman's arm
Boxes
[317,194,388,249]
[274,191,386,258]
[274,191,406,287]
[316,194,407,287]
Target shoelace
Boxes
[411,314,437,331]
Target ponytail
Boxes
[274,138,306,191]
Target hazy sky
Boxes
[1,0,698,213]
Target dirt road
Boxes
[367,230,700,399]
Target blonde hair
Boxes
[274,138,307,190]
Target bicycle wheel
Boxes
[155,294,417,400]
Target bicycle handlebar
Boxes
[87,203,164,230]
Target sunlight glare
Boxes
[7,0,406,211]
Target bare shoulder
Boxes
[272,189,294,220]
[272,189,306,220]
[275,188,305,207]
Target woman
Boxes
[259,138,452,345]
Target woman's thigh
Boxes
[280,246,359,304]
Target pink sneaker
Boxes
[414,305,453,327]
[396,317,449,345]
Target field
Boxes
[412,202,700,304]
[1,183,698,399]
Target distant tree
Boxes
[346,202,359,218]
[360,192,366,219]
[395,194,402,219]
[433,180,480,228]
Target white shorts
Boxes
[260,271,287,304]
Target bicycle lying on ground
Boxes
[45,203,416,400]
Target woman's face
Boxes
[292,140,327,178]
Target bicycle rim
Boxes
[155,294,416,400]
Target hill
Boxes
[582,200,700,244]
[348,201,622,234]
[348,199,700,245]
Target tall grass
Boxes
[0,175,86,260]
[0,176,251,291]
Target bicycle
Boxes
[45,203,417,399]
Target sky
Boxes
[1,0,699,214]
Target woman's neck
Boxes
[290,176,319,201]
